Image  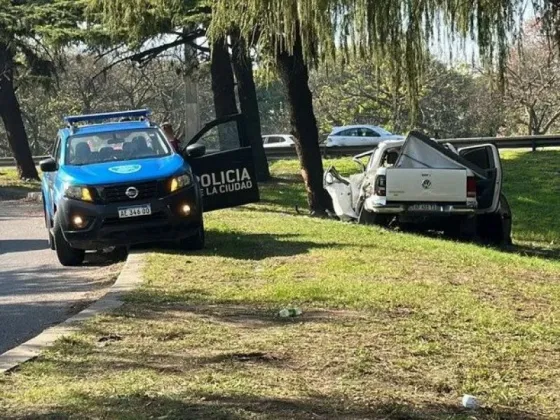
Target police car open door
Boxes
[183,114,260,211]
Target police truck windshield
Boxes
[66,128,171,165]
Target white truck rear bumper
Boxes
[364,196,477,215]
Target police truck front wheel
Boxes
[179,222,205,251]
[42,198,55,250]
[53,219,85,266]
[48,230,55,250]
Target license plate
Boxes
[118,204,152,218]
[408,204,441,212]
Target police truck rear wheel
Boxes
[54,220,85,266]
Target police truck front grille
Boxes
[100,181,159,203]
[101,211,167,227]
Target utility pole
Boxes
[183,28,200,142]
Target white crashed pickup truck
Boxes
[324,131,512,245]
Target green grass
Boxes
[269,151,560,252]
[0,168,41,199]
[501,150,560,250]
[1,151,560,419]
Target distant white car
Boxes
[262,134,296,148]
[325,125,405,147]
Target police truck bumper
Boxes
[57,185,202,250]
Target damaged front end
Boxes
[323,164,372,221]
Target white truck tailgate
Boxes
[386,168,467,202]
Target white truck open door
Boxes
[458,144,502,213]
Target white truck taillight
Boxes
[467,176,477,198]
[375,175,386,196]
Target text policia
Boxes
[197,167,253,197]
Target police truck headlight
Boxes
[169,173,192,192]
[64,185,93,202]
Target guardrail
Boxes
[266,134,560,159]
[1,134,560,167]
[0,155,49,168]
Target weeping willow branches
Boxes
[210,0,528,113]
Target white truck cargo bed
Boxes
[385,168,467,203]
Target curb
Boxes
[0,251,145,374]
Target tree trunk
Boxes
[0,43,39,180]
[275,28,333,214]
[210,37,239,150]
[231,30,270,182]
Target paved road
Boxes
[0,200,115,354]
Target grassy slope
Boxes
[1,151,559,419]
[501,150,560,249]
[0,168,41,199]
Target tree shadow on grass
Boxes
[31,339,290,378]
[9,392,541,419]
[139,229,352,261]
[501,243,560,261]
[390,224,560,261]
[112,302,366,331]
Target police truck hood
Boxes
[59,155,187,185]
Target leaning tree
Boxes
[210,0,530,215]
[0,0,82,179]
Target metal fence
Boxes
[0,155,50,168]
[1,134,560,167]
[265,134,560,160]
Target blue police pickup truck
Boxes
[40,109,259,266]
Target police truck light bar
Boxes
[64,109,152,125]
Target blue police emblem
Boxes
[108,164,142,174]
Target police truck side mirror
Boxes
[39,157,58,172]
[186,144,206,158]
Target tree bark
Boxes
[210,37,239,150]
[0,43,39,180]
[275,28,333,214]
[231,30,270,182]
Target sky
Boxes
[101,1,539,72]
[429,1,537,67]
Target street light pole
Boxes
[183,28,200,142]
